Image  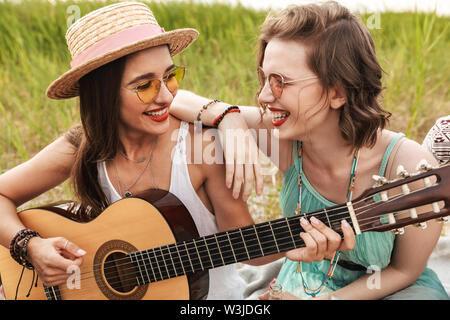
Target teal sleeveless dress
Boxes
[276,133,449,299]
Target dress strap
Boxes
[174,121,190,157]
[378,132,406,177]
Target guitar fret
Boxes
[226,232,238,263]
[285,217,297,248]
[159,247,170,279]
[152,248,164,281]
[204,235,224,268]
[227,229,249,261]
[214,234,225,266]
[203,237,215,268]
[166,244,178,277]
[268,221,280,252]
[324,208,332,228]
[241,226,262,259]
[139,251,152,284]
[192,239,204,270]
[214,233,236,265]
[144,250,157,283]
[184,240,203,272]
[253,225,265,255]
[44,286,60,300]
[129,252,144,285]
[173,244,186,275]
[184,241,195,273]
[254,223,277,256]
[239,229,251,260]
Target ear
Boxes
[329,86,346,110]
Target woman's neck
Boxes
[118,129,160,161]
[298,121,357,174]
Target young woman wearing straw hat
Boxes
[0,2,261,300]
[170,2,449,299]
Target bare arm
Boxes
[201,130,284,266]
[0,136,75,247]
[171,90,293,201]
[0,136,86,285]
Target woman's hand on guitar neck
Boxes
[27,236,86,286]
[285,217,355,262]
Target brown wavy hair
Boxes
[64,56,127,220]
[256,1,391,149]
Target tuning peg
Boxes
[372,175,388,186]
[396,165,425,228]
[391,228,405,235]
[437,216,449,223]
[416,159,433,172]
[396,165,409,178]
[415,222,428,229]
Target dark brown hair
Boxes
[256,1,391,149]
[65,56,127,219]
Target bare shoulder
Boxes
[383,131,437,180]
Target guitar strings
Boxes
[76,186,425,277]
[68,209,407,293]
[51,213,396,296]
[46,185,438,295]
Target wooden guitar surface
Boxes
[0,190,208,300]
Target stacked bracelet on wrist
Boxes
[212,105,240,128]
[196,99,220,122]
[9,228,40,270]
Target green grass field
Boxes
[0,1,449,233]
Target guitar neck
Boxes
[128,204,352,285]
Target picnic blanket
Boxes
[238,236,450,299]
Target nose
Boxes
[258,80,276,106]
[153,79,174,106]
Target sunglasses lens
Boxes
[166,66,185,93]
[137,79,161,103]
[268,73,283,98]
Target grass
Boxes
[0,1,449,235]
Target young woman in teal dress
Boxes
[170,1,449,299]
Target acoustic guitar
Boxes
[0,161,448,300]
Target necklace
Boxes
[114,137,158,197]
[119,150,147,163]
[295,140,360,297]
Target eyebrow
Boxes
[126,64,176,86]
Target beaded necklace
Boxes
[295,141,360,298]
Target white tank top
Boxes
[97,121,245,300]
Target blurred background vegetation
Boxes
[0,0,448,233]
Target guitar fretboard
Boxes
[128,204,351,286]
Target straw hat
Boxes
[46,1,199,100]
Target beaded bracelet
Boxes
[196,99,220,122]
[212,105,240,128]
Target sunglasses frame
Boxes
[123,65,186,104]
[258,66,318,99]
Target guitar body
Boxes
[0,190,208,300]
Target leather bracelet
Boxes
[212,105,240,128]
[9,229,40,269]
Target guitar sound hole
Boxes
[103,252,136,293]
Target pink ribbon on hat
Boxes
[70,24,165,68]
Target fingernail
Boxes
[311,217,320,225]
[300,217,309,225]
[77,249,86,256]
[341,219,349,227]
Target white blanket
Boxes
[239,236,450,299]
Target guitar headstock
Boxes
[352,161,450,234]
